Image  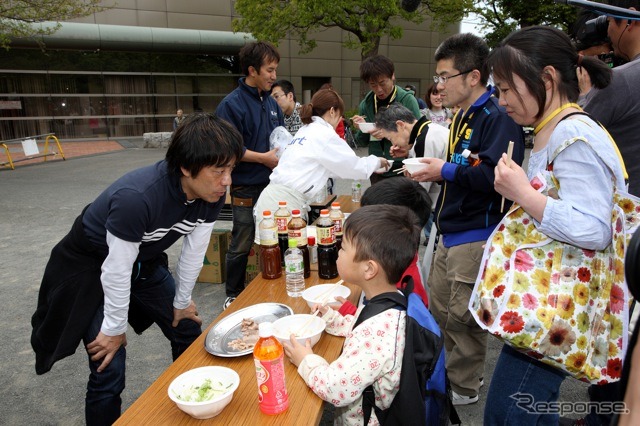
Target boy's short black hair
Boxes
[361,177,432,228]
[166,112,243,177]
[343,205,421,284]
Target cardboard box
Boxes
[198,230,229,284]
[198,230,262,285]
[245,243,261,284]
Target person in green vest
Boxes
[351,55,421,184]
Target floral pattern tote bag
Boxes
[469,137,640,384]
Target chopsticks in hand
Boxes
[500,141,515,213]
[294,280,344,336]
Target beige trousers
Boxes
[429,239,488,396]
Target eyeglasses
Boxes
[433,69,473,85]
[272,92,286,100]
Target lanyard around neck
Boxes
[533,103,581,135]
[448,108,474,156]
[374,86,398,113]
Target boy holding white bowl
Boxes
[283,205,420,425]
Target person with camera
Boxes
[583,1,640,197]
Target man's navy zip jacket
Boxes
[215,77,284,186]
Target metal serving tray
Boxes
[204,303,293,357]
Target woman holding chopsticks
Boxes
[484,26,626,425]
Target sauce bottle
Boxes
[317,209,339,279]
[274,201,291,265]
[329,202,345,251]
[254,322,289,415]
[259,210,282,279]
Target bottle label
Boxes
[285,254,304,273]
[317,225,335,245]
[288,228,307,244]
[255,356,289,413]
[332,219,343,236]
[275,217,290,233]
[259,228,278,245]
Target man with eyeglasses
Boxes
[410,33,525,407]
[352,55,421,184]
[271,79,302,136]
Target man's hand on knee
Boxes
[172,300,202,327]
[86,332,127,373]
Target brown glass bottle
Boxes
[287,209,310,278]
[259,210,282,279]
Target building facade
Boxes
[0,1,458,142]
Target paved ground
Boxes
[0,142,590,425]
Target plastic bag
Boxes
[269,126,293,158]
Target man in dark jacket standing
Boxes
[215,41,284,309]
[31,113,244,425]
[411,33,525,406]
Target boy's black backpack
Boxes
[353,276,460,426]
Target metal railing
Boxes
[0,133,65,170]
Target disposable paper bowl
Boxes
[168,366,240,419]
[302,284,351,309]
[272,314,326,348]
[402,157,427,174]
[358,122,376,133]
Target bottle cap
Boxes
[308,236,316,245]
[288,238,298,248]
[331,202,341,208]
[258,322,274,338]
[263,210,271,217]
[320,209,329,216]
[292,209,301,215]
[278,201,287,206]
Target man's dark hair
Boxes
[374,104,418,132]
[361,176,432,228]
[166,112,243,178]
[238,41,280,76]
[609,1,640,23]
[360,55,395,82]
[343,204,421,284]
[435,33,490,85]
[273,79,296,101]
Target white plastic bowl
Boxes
[301,284,351,310]
[402,157,427,174]
[358,122,376,133]
[272,314,326,348]
[168,366,240,419]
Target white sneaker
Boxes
[451,390,478,406]
[223,297,236,310]
[479,377,484,388]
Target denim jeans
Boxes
[83,261,201,425]
[225,184,266,298]
[484,344,567,426]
